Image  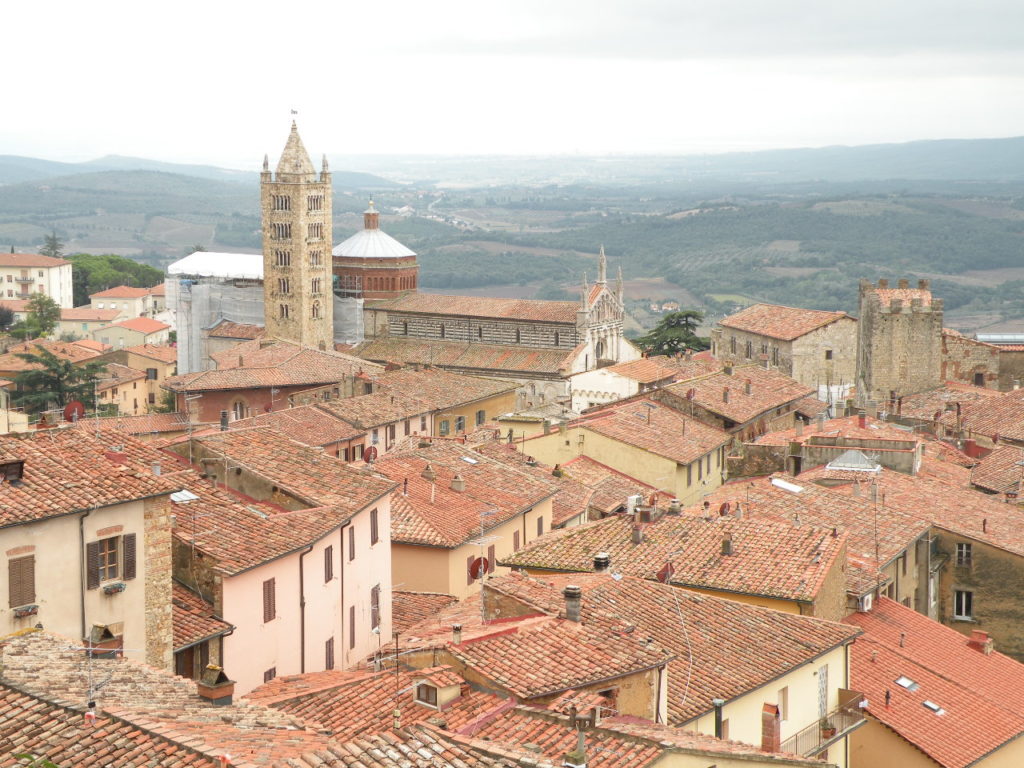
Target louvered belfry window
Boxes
[8,555,35,607]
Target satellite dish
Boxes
[718,501,730,516]
[364,445,378,463]
[64,400,85,423]
[469,556,489,580]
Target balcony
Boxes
[13,276,34,283]
[780,696,866,757]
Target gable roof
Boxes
[0,339,104,372]
[0,252,70,267]
[951,387,1024,441]
[60,306,120,322]
[720,303,852,341]
[101,316,171,334]
[206,318,265,340]
[846,598,1024,768]
[90,285,151,299]
[393,590,459,633]
[369,292,579,324]
[228,404,365,446]
[596,355,721,384]
[124,343,178,363]
[378,367,518,411]
[172,582,232,651]
[660,365,814,425]
[352,337,582,377]
[970,444,1024,494]
[896,382,1001,422]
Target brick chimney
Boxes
[858,410,867,429]
[761,703,781,752]
[721,535,733,556]
[196,664,235,706]
[631,525,643,545]
[563,585,582,622]
[452,623,462,645]
[421,463,436,482]
[744,378,752,395]
[968,629,994,655]
[723,363,733,376]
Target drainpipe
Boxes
[79,508,94,643]
[340,524,348,665]
[298,543,314,673]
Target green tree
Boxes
[11,294,61,340]
[38,230,64,260]
[187,243,207,254]
[635,310,710,356]
[0,305,14,330]
[66,253,164,307]
[152,388,178,413]
[11,345,108,414]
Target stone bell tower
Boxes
[261,121,334,349]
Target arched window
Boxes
[231,399,246,420]
[311,302,321,320]
[554,331,560,346]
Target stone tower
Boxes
[261,122,334,349]
[856,278,943,406]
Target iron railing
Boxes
[780,703,866,757]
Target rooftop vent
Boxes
[450,474,465,492]
[563,585,582,622]
[0,460,25,484]
[421,463,436,482]
[593,552,611,573]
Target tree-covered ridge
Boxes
[68,253,164,306]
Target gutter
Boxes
[298,543,314,673]
[79,507,94,643]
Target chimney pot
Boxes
[593,552,611,573]
[196,664,235,706]
[723,363,733,376]
[452,624,462,645]
[450,474,465,492]
[723,387,730,403]
[421,463,436,482]
[744,378,752,395]
[219,410,229,431]
[668,498,681,515]
[721,535,733,556]
[795,420,804,437]
[858,409,867,429]
[563,585,582,622]
[631,525,643,545]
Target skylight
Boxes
[461,456,479,464]
[771,477,804,494]
[170,489,201,504]
[922,700,946,715]
[895,676,919,691]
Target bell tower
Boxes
[261,122,334,349]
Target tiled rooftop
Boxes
[371,292,579,324]
[895,382,1001,422]
[660,364,814,425]
[103,316,171,334]
[846,598,1024,768]
[755,414,921,447]
[97,362,145,388]
[124,343,178,363]
[871,287,933,304]
[949,387,1024,441]
[207,319,265,339]
[0,252,70,267]
[68,412,196,436]
[90,285,151,298]
[319,388,430,429]
[393,590,459,633]
[172,582,232,651]
[599,355,721,384]
[0,339,104,372]
[0,430,176,528]
[970,444,1024,494]
[353,337,580,376]
[501,510,846,603]
[563,396,730,465]
[373,442,557,547]
[60,306,120,322]
[229,404,365,446]
[378,367,518,411]
[719,303,852,341]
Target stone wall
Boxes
[384,312,579,349]
[711,330,795,378]
[143,495,174,671]
[791,318,858,397]
[997,350,1024,391]
[941,332,1000,388]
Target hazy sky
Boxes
[6,0,1024,168]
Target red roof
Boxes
[720,303,852,341]
[107,316,171,334]
[60,307,120,322]
[124,343,177,363]
[845,598,1024,768]
[89,285,151,299]
[172,583,232,650]
[372,292,579,324]
[147,283,166,296]
[0,253,70,267]
[661,364,814,426]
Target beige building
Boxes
[0,253,73,307]
[96,363,148,415]
[57,306,120,339]
[90,285,153,320]
[261,122,334,350]
[99,344,178,411]
[712,303,857,406]
[94,316,171,347]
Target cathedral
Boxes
[259,123,639,403]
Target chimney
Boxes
[983,517,988,533]
[450,474,465,492]
[723,363,733,376]
[563,585,582,622]
[593,552,611,573]
[721,535,733,556]
[795,420,804,437]
[219,410,229,431]
[452,624,462,645]
[713,698,726,739]
[744,378,752,395]
[196,665,235,706]
[151,462,162,476]
[668,498,681,515]
[968,629,994,655]
[631,525,643,545]
[870,484,878,503]
[761,703,781,752]
[816,413,826,432]
[723,387,730,403]
[858,409,867,429]
[543,419,551,435]
[878,278,889,289]
[899,632,906,648]
[421,463,436,482]
[563,730,587,768]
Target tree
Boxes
[187,244,207,255]
[11,345,108,414]
[0,305,14,331]
[634,310,710,356]
[66,253,164,307]
[38,230,64,260]
[11,294,61,340]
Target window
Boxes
[277,277,290,294]
[388,424,396,441]
[37,271,43,278]
[370,584,381,629]
[324,545,334,582]
[348,526,356,560]
[148,393,156,404]
[8,555,35,608]
[416,683,438,706]
[264,667,277,683]
[745,341,752,359]
[537,516,544,537]
[263,578,276,622]
[475,409,486,427]
[273,223,291,239]
[311,277,322,294]
[777,686,789,722]
[420,416,427,432]
[85,534,136,588]
[402,321,408,335]
[370,508,379,545]
[515,329,521,343]
[439,420,450,436]
[275,249,291,267]
[146,367,158,380]
[440,323,445,339]
[477,326,483,339]
[825,349,833,360]
[513,530,521,551]
[272,194,291,211]
[308,222,324,240]
[371,430,379,445]
[307,194,323,211]
[404,420,410,436]
[349,605,356,648]
[956,543,972,568]
[279,304,290,319]
[325,637,335,670]
[686,464,692,487]
[310,251,322,267]
[455,416,466,433]
[772,347,779,365]
[311,302,321,320]
[954,589,973,620]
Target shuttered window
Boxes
[348,526,355,561]
[487,545,495,574]
[8,555,35,607]
[263,667,276,683]
[370,509,379,545]
[86,534,135,588]
[370,584,381,630]
[263,578,276,623]
[86,541,101,590]
[349,605,356,649]
[325,637,335,670]
[122,534,136,580]
[537,516,544,537]
[98,537,118,581]
[467,554,475,585]
[513,530,520,551]
[324,545,334,582]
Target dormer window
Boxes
[0,460,25,484]
[416,683,438,707]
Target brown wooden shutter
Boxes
[467,555,475,585]
[349,605,356,649]
[487,545,495,574]
[86,541,101,590]
[348,526,355,561]
[263,578,276,622]
[513,530,520,552]
[8,555,35,607]
[537,516,543,537]
[122,533,137,580]
[325,637,335,670]
[371,584,380,629]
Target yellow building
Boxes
[99,344,177,411]
[57,306,121,339]
[373,442,558,599]
[521,396,730,506]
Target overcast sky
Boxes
[6,0,1024,168]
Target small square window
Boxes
[825,350,833,360]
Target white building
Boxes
[0,253,74,308]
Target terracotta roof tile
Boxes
[354,337,580,376]
[69,412,197,436]
[720,303,852,341]
[229,404,365,446]
[501,511,846,603]
[124,343,178,363]
[393,590,458,633]
[372,292,579,324]
[896,382,1001,422]
[102,316,171,334]
[872,287,933,304]
[600,355,721,384]
[97,362,145,388]
[0,252,70,267]
[845,598,1024,768]
[319,389,430,429]
[148,282,166,296]
[89,285,151,298]
[948,387,1024,441]
[60,306,120,322]
[71,338,110,352]
[172,583,232,650]
[207,319,265,339]
[661,365,814,425]
[0,339,103,373]
[378,368,518,411]
[970,444,1024,493]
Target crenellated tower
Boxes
[261,122,334,349]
